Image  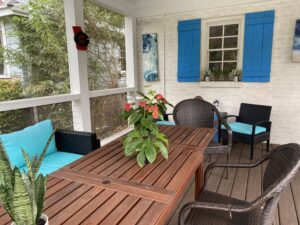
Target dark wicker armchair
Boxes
[179,143,300,225]
[220,103,272,159]
[173,99,232,159]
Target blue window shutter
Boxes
[178,19,201,82]
[242,10,275,82]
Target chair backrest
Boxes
[252,144,300,225]
[238,103,272,124]
[173,99,215,128]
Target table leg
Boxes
[195,163,203,199]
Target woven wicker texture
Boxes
[179,143,300,225]
[173,99,232,155]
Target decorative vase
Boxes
[11,214,49,225]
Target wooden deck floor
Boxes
[205,143,300,225]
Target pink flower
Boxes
[124,103,132,112]
[139,101,147,108]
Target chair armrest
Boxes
[55,129,100,155]
[163,113,173,121]
[253,120,272,132]
[223,115,240,120]
[203,154,270,187]
[215,110,232,148]
[179,201,251,225]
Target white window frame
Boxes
[0,22,11,78]
[201,15,244,79]
[0,0,137,139]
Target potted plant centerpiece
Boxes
[0,134,54,225]
[122,90,173,167]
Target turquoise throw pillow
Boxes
[0,120,57,169]
[221,122,267,135]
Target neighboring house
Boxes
[0,0,28,80]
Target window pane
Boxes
[0,102,73,135]
[209,51,222,61]
[223,62,237,73]
[209,38,222,49]
[90,94,128,139]
[1,0,70,100]
[209,63,222,72]
[224,50,238,60]
[209,26,223,37]
[224,37,238,48]
[224,24,239,36]
[36,102,73,130]
[85,1,127,91]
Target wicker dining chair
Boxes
[179,143,300,225]
[173,99,232,161]
[220,103,272,160]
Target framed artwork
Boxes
[143,33,158,81]
[292,19,300,62]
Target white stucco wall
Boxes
[136,0,300,144]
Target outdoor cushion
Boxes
[156,121,176,126]
[222,122,266,135]
[20,151,82,176]
[0,120,57,169]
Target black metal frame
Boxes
[179,143,300,225]
[220,103,272,159]
[55,129,100,155]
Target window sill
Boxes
[200,81,243,88]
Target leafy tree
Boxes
[0,0,126,137]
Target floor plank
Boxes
[203,143,300,225]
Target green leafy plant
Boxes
[203,69,212,81]
[122,90,173,167]
[230,69,242,81]
[0,133,54,225]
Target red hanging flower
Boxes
[124,103,132,112]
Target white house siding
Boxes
[4,20,24,79]
[136,0,300,144]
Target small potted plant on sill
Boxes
[0,134,54,225]
[203,69,212,82]
[122,90,173,167]
[230,69,242,82]
[212,69,223,81]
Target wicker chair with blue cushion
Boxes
[173,99,232,159]
[220,103,272,160]
[179,143,300,225]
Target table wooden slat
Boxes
[0,125,214,225]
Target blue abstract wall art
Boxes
[143,33,158,81]
[292,19,300,62]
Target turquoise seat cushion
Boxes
[156,121,176,126]
[20,151,83,176]
[0,120,57,169]
[222,122,267,135]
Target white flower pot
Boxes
[205,76,210,82]
[11,214,49,225]
[234,76,239,82]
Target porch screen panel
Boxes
[177,19,201,82]
[242,10,275,82]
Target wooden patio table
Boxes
[0,125,214,225]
